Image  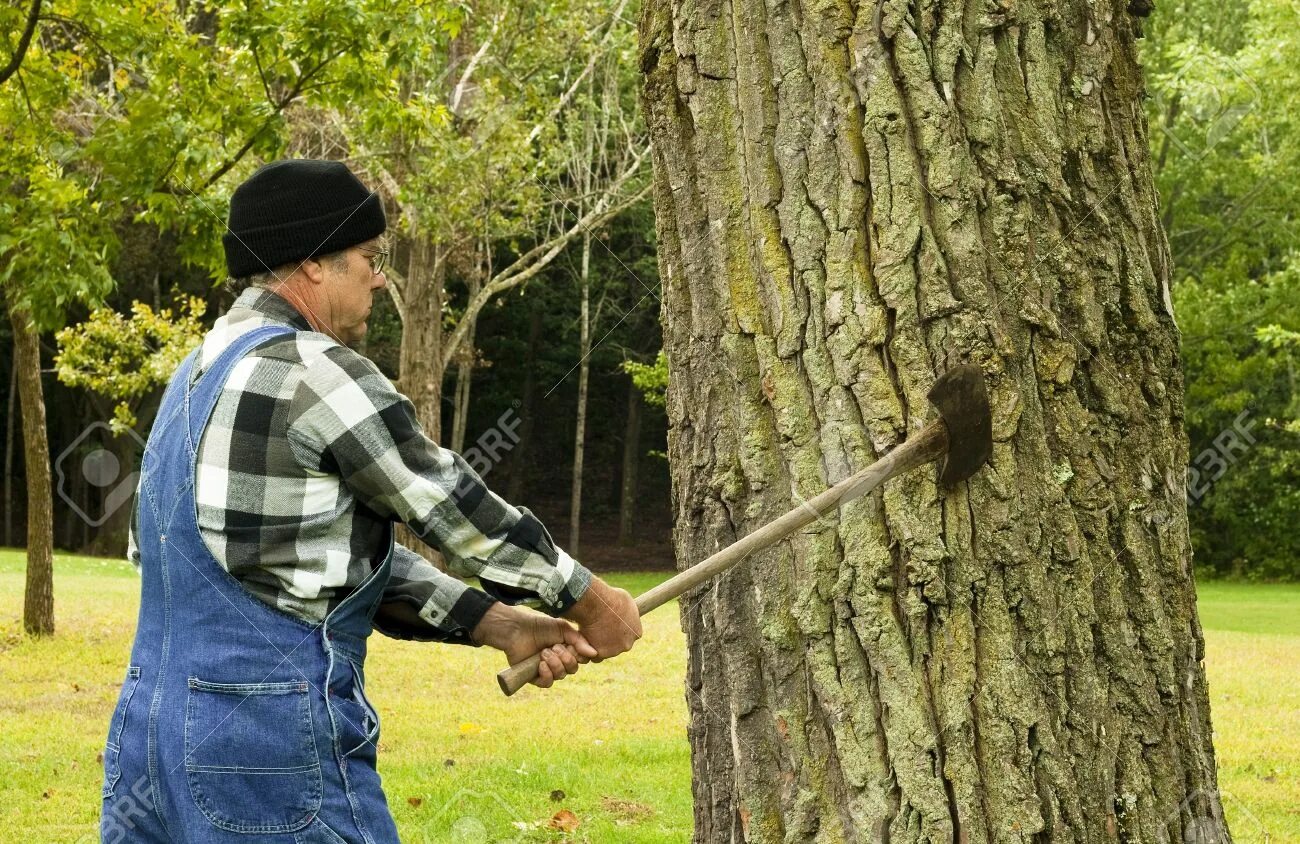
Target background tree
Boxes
[0,0,405,631]
[1142,0,1300,579]
[641,0,1229,841]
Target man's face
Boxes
[321,238,387,347]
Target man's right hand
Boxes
[562,577,642,660]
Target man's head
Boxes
[224,159,388,347]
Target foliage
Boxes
[1143,0,1300,578]
[623,350,667,408]
[54,296,206,432]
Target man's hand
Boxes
[562,577,642,661]
[471,603,597,689]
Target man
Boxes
[100,159,641,843]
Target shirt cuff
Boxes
[437,587,498,646]
[479,549,593,616]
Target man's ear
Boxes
[299,257,326,285]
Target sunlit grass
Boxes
[0,550,1295,841]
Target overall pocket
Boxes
[102,666,142,800]
[184,677,322,834]
[334,660,380,762]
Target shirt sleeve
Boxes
[375,543,498,645]
[285,344,592,616]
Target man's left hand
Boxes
[471,603,598,688]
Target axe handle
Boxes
[496,420,949,696]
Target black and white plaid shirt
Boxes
[127,287,592,643]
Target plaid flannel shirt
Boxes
[126,287,592,643]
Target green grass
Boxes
[0,549,1296,841]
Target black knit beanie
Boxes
[223,159,387,278]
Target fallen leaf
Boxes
[550,789,566,802]
[443,759,455,767]
[548,809,580,832]
[407,797,423,808]
[458,722,484,736]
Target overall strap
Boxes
[183,324,296,452]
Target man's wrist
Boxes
[470,602,518,650]
[562,576,611,626]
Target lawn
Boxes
[0,551,1295,842]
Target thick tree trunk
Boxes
[569,231,593,555]
[619,377,642,546]
[640,0,1226,841]
[8,302,54,636]
[396,237,447,567]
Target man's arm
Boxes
[373,543,497,644]
[376,543,599,687]
[287,346,639,658]
[126,480,142,571]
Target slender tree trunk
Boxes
[507,308,544,502]
[641,0,1226,841]
[618,378,642,546]
[5,350,16,547]
[450,303,479,455]
[451,357,472,454]
[8,302,54,635]
[569,231,593,555]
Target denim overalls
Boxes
[100,325,401,843]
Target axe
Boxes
[497,364,993,695]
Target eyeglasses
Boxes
[357,247,389,276]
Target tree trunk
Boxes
[5,349,16,547]
[396,237,447,567]
[451,356,472,454]
[640,0,1227,841]
[506,308,544,502]
[569,231,593,555]
[8,302,54,636]
[618,377,642,546]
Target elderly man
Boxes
[99,159,641,843]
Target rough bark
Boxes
[619,377,643,546]
[639,0,1225,840]
[9,302,54,635]
[395,237,447,567]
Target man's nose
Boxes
[372,271,387,290]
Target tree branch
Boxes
[0,0,42,87]
[442,152,650,364]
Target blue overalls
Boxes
[100,325,401,843]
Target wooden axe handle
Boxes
[496,420,949,696]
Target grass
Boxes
[0,550,1296,841]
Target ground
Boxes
[0,550,1294,842]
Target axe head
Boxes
[926,365,993,487]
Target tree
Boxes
[0,0,396,632]
[338,0,650,443]
[641,0,1229,841]
[54,297,207,555]
[1143,0,1300,579]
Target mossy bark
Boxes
[638,0,1225,840]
